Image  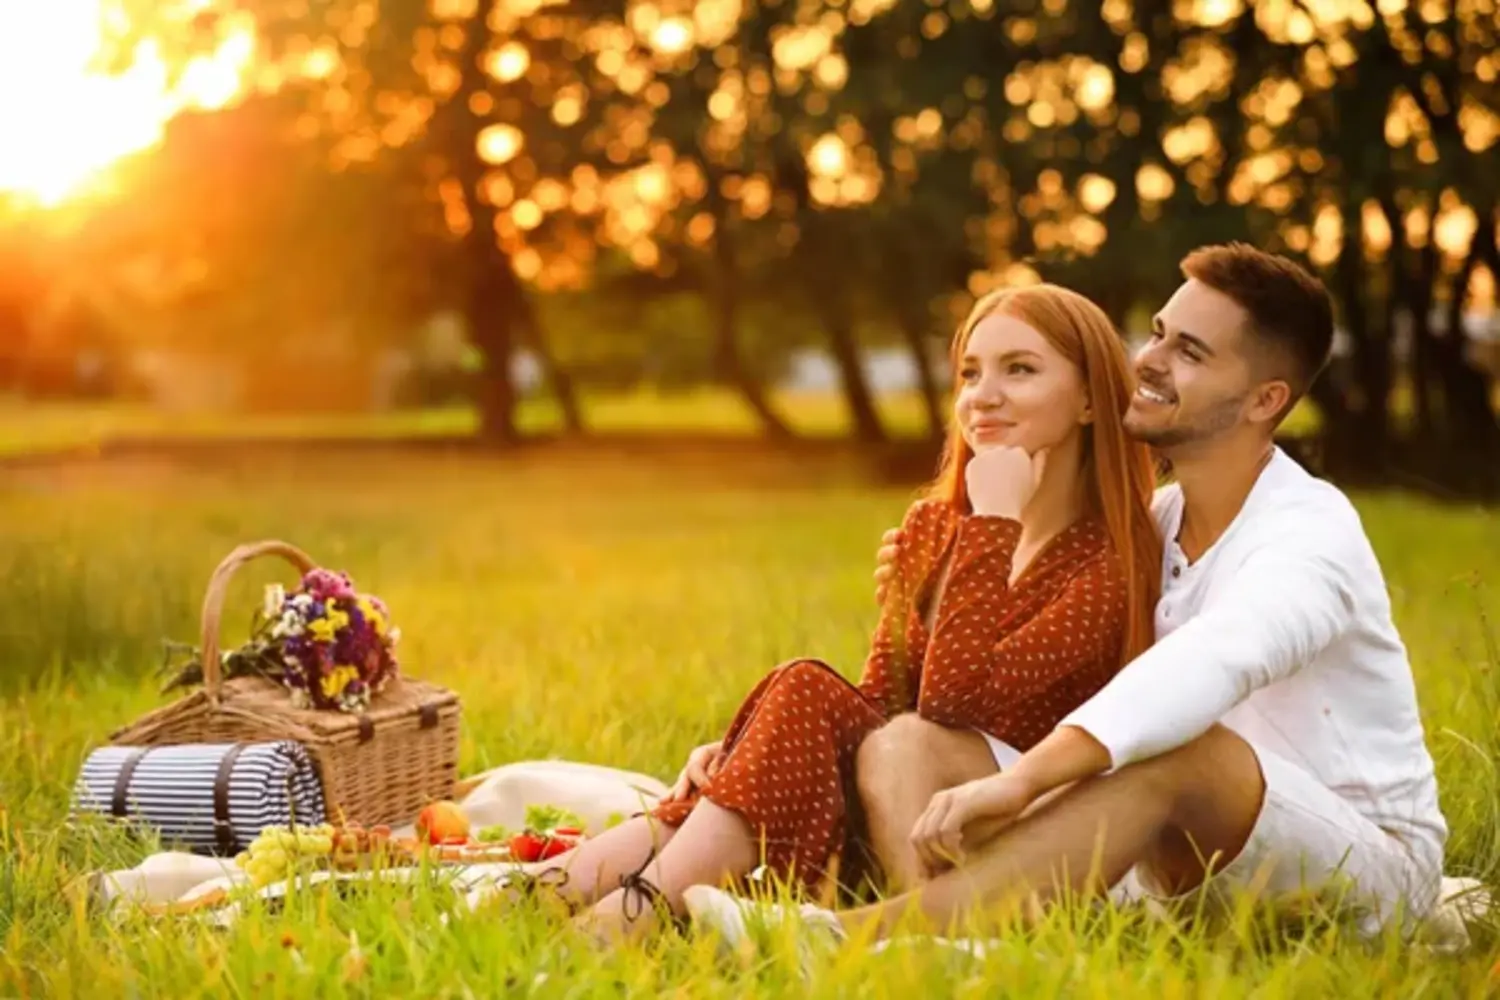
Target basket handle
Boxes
[200,541,319,705]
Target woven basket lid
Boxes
[220,673,457,737]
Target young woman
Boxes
[480,283,1161,940]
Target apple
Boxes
[416,800,471,845]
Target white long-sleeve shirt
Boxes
[1060,448,1448,870]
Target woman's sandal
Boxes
[617,852,689,933]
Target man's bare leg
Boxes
[840,724,1266,938]
[856,714,1000,892]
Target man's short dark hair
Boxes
[1180,242,1335,401]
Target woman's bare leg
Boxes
[470,815,676,911]
[856,715,999,891]
[578,798,760,941]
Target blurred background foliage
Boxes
[0,0,1497,492]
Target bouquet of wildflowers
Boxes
[162,568,401,713]
[262,569,401,712]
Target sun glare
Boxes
[0,1,255,209]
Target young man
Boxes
[684,243,1448,943]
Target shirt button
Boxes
[1172,566,1181,578]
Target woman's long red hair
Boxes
[928,283,1161,663]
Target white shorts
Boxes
[1110,741,1441,935]
[979,731,1021,771]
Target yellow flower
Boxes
[357,597,387,637]
[308,607,350,643]
[320,665,359,699]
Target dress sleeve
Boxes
[917,517,1127,731]
[857,499,948,716]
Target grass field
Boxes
[2,446,1498,997]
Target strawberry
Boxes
[507,832,545,862]
[508,831,580,862]
[535,837,574,859]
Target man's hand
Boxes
[965,446,1049,520]
[662,740,725,803]
[874,527,903,605]
[907,726,1113,872]
[909,772,1036,874]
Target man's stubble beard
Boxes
[1125,392,1247,451]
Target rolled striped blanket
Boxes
[71,742,326,856]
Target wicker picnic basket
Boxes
[109,541,462,828]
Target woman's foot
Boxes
[462,866,573,914]
[681,884,846,965]
[572,874,683,946]
[571,890,639,945]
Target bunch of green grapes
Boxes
[235,824,336,888]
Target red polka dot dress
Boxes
[651,498,1130,896]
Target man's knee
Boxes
[1130,725,1266,859]
[1142,726,1260,796]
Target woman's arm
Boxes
[917,524,1127,731]
[857,500,947,714]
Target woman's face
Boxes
[955,312,1091,456]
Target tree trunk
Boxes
[851,92,946,444]
[1434,209,1500,468]
[451,2,519,445]
[774,150,886,445]
[466,266,519,444]
[706,182,794,440]
[1316,194,1391,480]
[0,298,25,391]
[893,300,945,442]
[1409,238,1441,440]
[1378,196,1434,442]
[515,300,585,435]
[820,300,887,444]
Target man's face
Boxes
[1124,279,1262,451]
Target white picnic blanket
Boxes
[82,759,669,910]
[79,759,1491,955]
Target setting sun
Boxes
[0,1,255,208]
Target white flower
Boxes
[277,609,304,637]
[291,593,313,609]
[263,583,286,620]
[388,627,402,646]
